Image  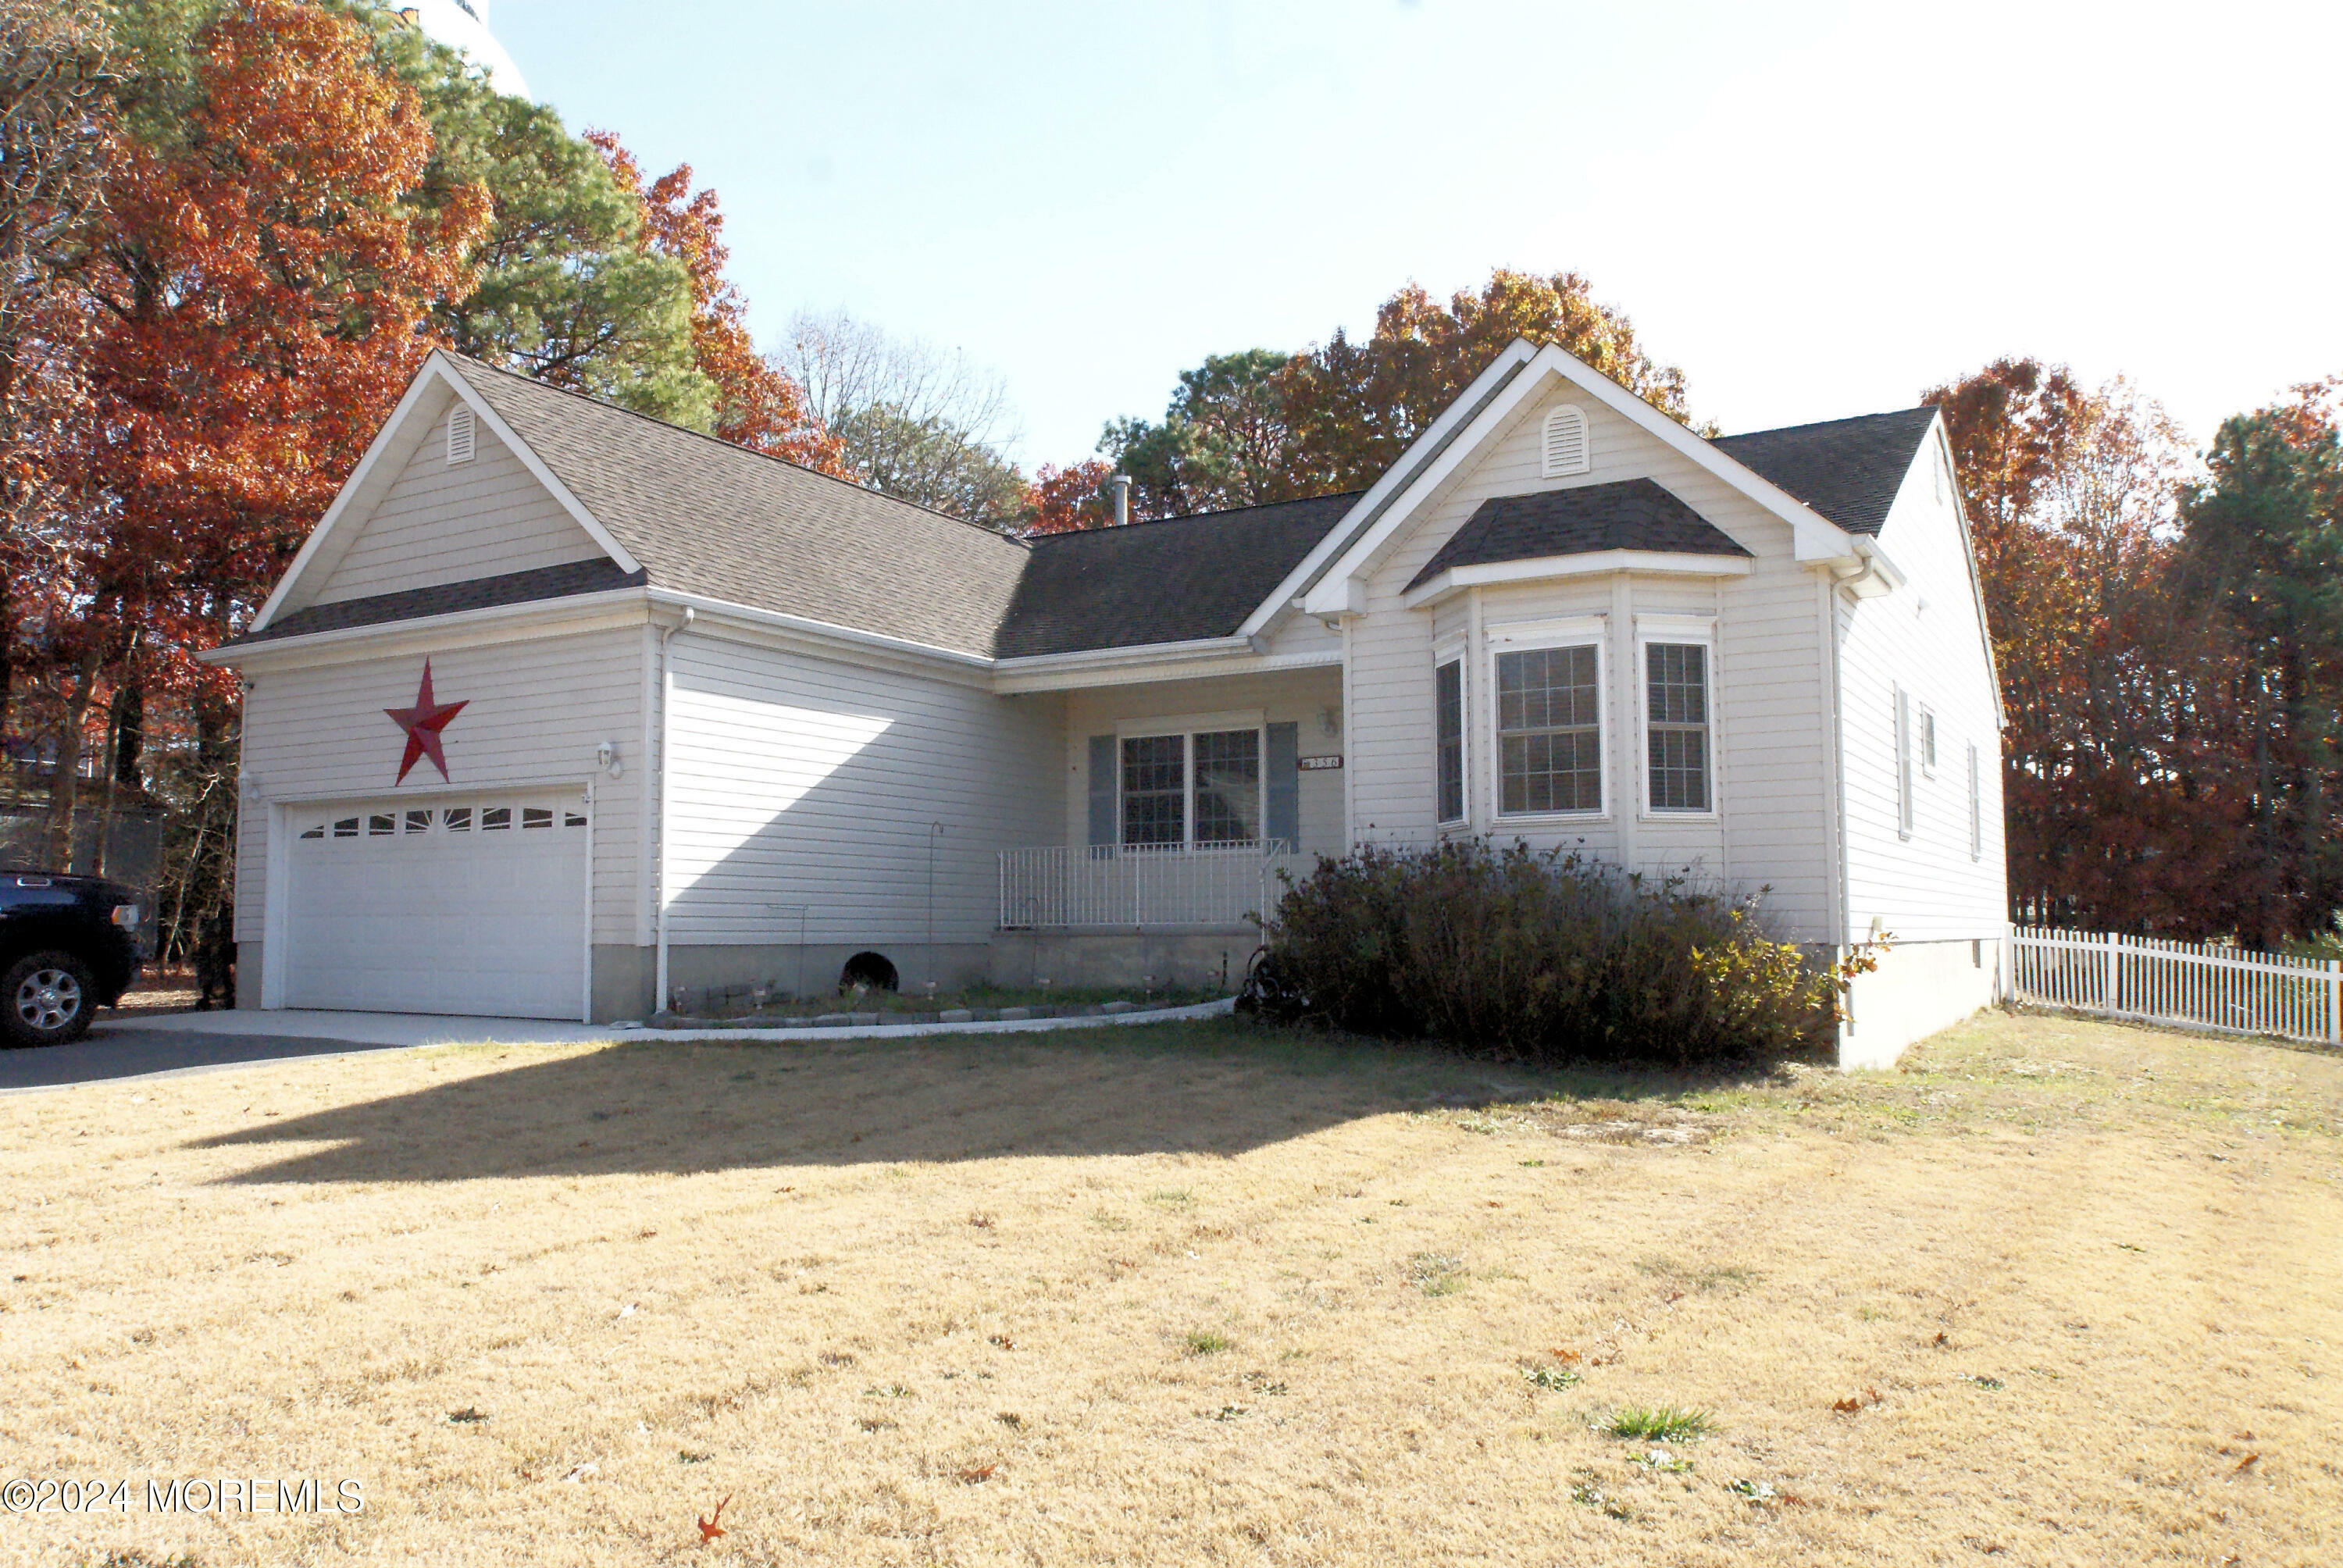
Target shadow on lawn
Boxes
[186,1021,1796,1185]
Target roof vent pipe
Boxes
[1109,473,1130,528]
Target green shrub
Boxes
[1261,840,1856,1067]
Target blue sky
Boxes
[486,0,2340,468]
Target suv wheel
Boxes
[4,951,95,1048]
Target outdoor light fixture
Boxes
[597,740,623,779]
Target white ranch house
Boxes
[202,339,2007,1067]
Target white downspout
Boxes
[654,606,694,1014]
[1826,546,1884,957]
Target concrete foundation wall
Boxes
[649,941,993,1016]
[235,942,265,1011]
[1838,935,2002,1070]
[989,928,1255,992]
[590,944,651,1022]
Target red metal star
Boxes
[385,660,468,783]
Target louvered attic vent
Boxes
[1542,404,1589,478]
[447,404,476,465]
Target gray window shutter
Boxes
[1265,722,1300,849]
[1087,735,1117,849]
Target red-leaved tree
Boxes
[46,0,487,857]
[1021,458,1114,535]
[587,131,840,472]
[1925,359,2253,936]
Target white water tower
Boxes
[394,0,530,99]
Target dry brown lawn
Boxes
[2,1010,2340,1566]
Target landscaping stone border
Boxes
[631,996,1236,1044]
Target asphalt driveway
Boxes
[0,1021,421,1092]
[2,999,1236,1092]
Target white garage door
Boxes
[284,793,588,1018]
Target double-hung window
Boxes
[1120,734,1187,846]
[1435,655,1465,825]
[1643,641,1711,813]
[1191,729,1262,844]
[1120,726,1262,848]
[1495,643,1603,815]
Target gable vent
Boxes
[1542,404,1589,478]
[446,404,476,465]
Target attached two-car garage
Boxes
[281,792,587,1019]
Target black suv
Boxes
[1,872,144,1047]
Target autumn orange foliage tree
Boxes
[0,0,853,928]
[0,0,118,741]
[1098,268,1696,520]
[42,0,485,858]
[587,130,838,472]
[1926,360,2343,943]
[1021,458,1114,534]
[1276,268,1696,495]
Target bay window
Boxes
[1495,643,1603,816]
[1435,657,1465,824]
[1643,641,1711,813]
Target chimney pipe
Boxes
[1109,472,1130,528]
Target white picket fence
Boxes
[2010,926,2341,1044]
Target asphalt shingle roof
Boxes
[1710,407,1938,536]
[994,493,1360,658]
[452,357,1029,657]
[1404,479,1749,593]
[241,356,1944,660]
[244,559,644,643]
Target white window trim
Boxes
[1433,636,1469,829]
[1114,708,1264,739]
[1486,620,1609,823]
[1967,741,1982,861]
[1114,718,1269,851]
[1634,615,1720,821]
[1919,704,1938,778]
[1894,686,1915,839]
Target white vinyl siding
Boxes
[235,623,647,956]
[1345,382,1826,932]
[1061,669,1345,862]
[1835,435,2007,945]
[308,409,605,606]
[661,635,1063,950]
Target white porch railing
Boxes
[998,843,1305,929]
[2010,925,2342,1045]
